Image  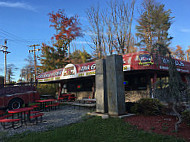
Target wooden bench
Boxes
[0,115,21,129]
[30,113,44,124]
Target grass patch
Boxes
[4,117,185,142]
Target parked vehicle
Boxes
[0,85,40,110]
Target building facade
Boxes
[37,51,190,102]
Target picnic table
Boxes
[80,99,96,104]
[36,99,58,111]
[72,99,96,110]
[0,115,20,129]
[58,94,76,102]
[8,107,34,125]
[40,95,55,99]
[0,107,34,129]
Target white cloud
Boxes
[0,2,36,11]
[180,28,190,33]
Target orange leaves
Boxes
[48,9,82,42]
[173,45,185,60]
[39,9,83,71]
[186,46,190,54]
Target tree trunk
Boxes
[172,103,182,132]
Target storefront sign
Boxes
[123,65,130,71]
[160,66,189,73]
[161,57,184,67]
[139,53,154,66]
[79,64,96,72]
[62,64,77,79]
[37,69,63,80]
[78,71,96,77]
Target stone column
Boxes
[95,59,108,113]
[106,55,125,116]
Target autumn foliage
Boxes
[49,9,82,42]
[39,9,83,72]
[173,45,185,60]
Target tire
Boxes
[8,98,23,110]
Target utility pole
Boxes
[0,40,11,86]
[187,52,189,61]
[29,44,40,82]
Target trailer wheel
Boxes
[8,99,23,110]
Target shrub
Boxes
[131,98,165,115]
[181,110,190,126]
[125,102,137,113]
[37,84,58,97]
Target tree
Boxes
[39,9,82,71]
[107,0,136,55]
[86,0,136,58]
[40,43,59,72]
[186,46,190,61]
[70,49,92,64]
[49,9,82,57]
[7,64,18,84]
[86,5,106,59]
[152,43,188,132]
[136,0,173,51]
[173,45,185,60]
[20,55,35,82]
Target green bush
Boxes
[182,110,190,126]
[37,84,58,97]
[131,98,165,115]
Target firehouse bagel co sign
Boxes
[37,62,97,82]
[37,61,131,83]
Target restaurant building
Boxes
[37,51,190,102]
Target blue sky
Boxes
[0,0,190,81]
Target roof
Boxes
[37,51,190,83]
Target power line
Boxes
[0,28,31,43]
[0,28,51,44]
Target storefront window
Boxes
[67,77,94,92]
[125,74,147,91]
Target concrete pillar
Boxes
[95,59,108,113]
[106,55,125,116]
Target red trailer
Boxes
[0,85,40,110]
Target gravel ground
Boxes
[0,105,90,141]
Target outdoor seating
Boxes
[45,102,60,111]
[80,98,96,104]
[25,111,40,115]
[8,107,34,125]
[0,107,45,129]
[30,104,40,111]
[58,94,76,102]
[36,99,57,111]
[0,114,21,129]
[72,98,96,110]
[29,112,44,124]
[0,110,5,117]
[73,103,96,110]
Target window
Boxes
[125,74,147,91]
[67,77,94,92]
